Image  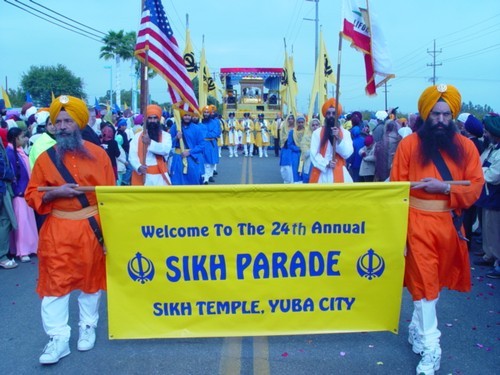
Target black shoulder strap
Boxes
[46,147,90,208]
[45,147,104,246]
[430,151,453,181]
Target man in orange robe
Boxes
[25,95,115,365]
[390,84,484,375]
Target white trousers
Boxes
[203,164,215,181]
[411,297,441,349]
[243,144,254,156]
[41,291,102,339]
[280,166,293,184]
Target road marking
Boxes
[253,336,270,375]
[219,337,242,375]
[248,157,253,184]
[221,157,267,375]
[240,156,248,184]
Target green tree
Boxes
[20,65,85,106]
[6,87,26,108]
[100,30,137,109]
[461,101,495,119]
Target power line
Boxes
[4,0,103,43]
[14,0,104,39]
[28,0,106,36]
[436,13,500,41]
[442,43,500,63]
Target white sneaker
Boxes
[39,337,70,364]
[408,324,424,354]
[77,325,96,351]
[20,255,30,263]
[0,259,18,269]
[416,347,441,375]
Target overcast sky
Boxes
[2,0,499,115]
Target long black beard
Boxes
[146,121,161,142]
[55,129,92,166]
[321,117,336,149]
[417,118,463,166]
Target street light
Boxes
[104,65,113,109]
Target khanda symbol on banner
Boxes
[281,67,289,86]
[324,54,333,76]
[203,67,216,91]
[184,52,198,73]
[127,252,155,284]
[356,249,385,280]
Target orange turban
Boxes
[49,95,89,129]
[146,104,162,119]
[418,84,461,120]
[201,105,212,114]
[321,98,343,117]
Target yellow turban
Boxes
[49,95,89,129]
[321,98,343,117]
[146,104,162,119]
[418,84,461,120]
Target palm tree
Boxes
[100,30,136,111]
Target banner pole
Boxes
[36,180,472,192]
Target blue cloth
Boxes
[280,130,301,182]
[348,127,365,169]
[6,146,29,196]
[169,123,205,185]
[0,144,14,195]
[201,118,220,164]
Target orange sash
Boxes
[131,131,170,186]
[309,127,346,183]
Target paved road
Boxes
[1,149,497,374]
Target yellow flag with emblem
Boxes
[308,31,337,120]
[198,45,208,107]
[183,28,198,80]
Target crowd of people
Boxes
[0,83,498,375]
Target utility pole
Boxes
[427,39,442,85]
[304,0,319,113]
[382,82,391,111]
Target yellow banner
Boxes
[97,183,409,339]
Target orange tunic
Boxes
[390,133,484,301]
[25,142,116,297]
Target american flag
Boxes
[135,0,199,114]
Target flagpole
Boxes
[332,31,343,159]
[141,47,150,185]
[140,0,148,114]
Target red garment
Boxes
[390,133,484,301]
[25,142,116,297]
